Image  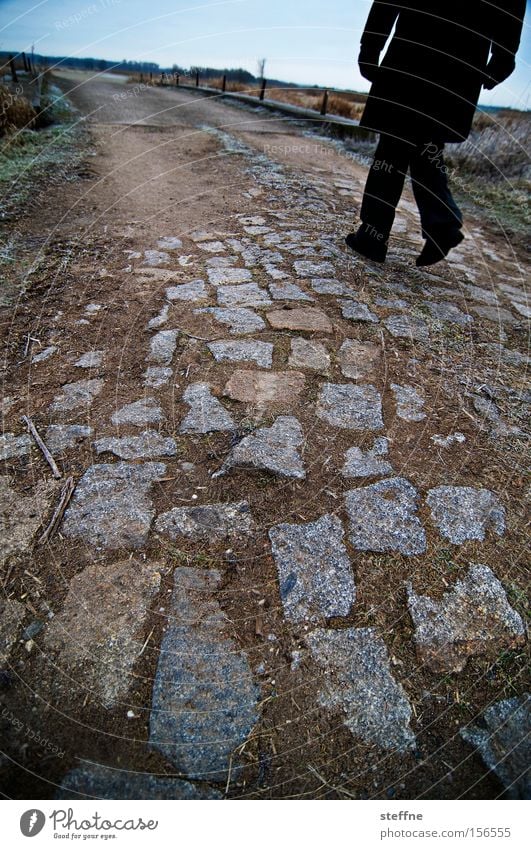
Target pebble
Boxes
[384,314,430,342]
[165,280,208,302]
[149,567,260,781]
[307,627,415,751]
[207,267,253,286]
[208,340,273,369]
[147,329,179,366]
[31,345,58,364]
[0,433,32,461]
[197,307,266,334]
[288,338,330,371]
[310,278,354,296]
[316,383,384,430]
[157,236,182,250]
[266,307,333,333]
[407,563,525,673]
[49,379,104,416]
[56,763,222,800]
[180,383,235,433]
[293,260,335,278]
[338,340,381,380]
[345,477,426,555]
[269,514,355,622]
[111,397,164,426]
[61,462,166,549]
[430,432,466,448]
[471,305,517,325]
[268,281,313,301]
[94,430,178,459]
[147,305,170,329]
[74,351,104,368]
[156,501,253,541]
[224,370,306,404]
[45,559,162,707]
[143,250,170,266]
[460,694,530,799]
[426,486,506,544]
[427,301,473,326]
[143,366,173,388]
[390,383,426,422]
[342,437,394,478]
[216,282,272,309]
[215,415,305,479]
[44,424,92,453]
[339,300,379,323]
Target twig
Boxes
[224,754,233,796]
[139,627,155,657]
[21,415,62,479]
[1,561,15,590]
[38,476,75,544]
[23,334,39,357]
[307,765,357,799]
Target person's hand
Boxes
[482,56,516,89]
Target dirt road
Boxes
[0,71,529,801]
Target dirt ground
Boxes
[0,71,528,801]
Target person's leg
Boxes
[346,134,413,262]
[360,135,412,236]
[410,141,463,265]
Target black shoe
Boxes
[416,230,464,267]
[345,224,388,263]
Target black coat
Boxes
[358,0,526,143]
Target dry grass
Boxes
[0,83,36,136]
[127,71,367,120]
[447,109,530,183]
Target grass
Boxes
[0,77,90,305]
[338,108,530,233]
[0,122,87,221]
[0,82,36,135]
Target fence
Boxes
[1,51,44,110]
[144,69,375,140]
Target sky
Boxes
[1,0,530,108]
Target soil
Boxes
[0,71,528,801]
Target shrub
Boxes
[0,83,36,136]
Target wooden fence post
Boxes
[22,52,29,73]
[320,89,329,116]
[32,74,42,111]
[222,74,226,92]
[195,69,200,87]
[9,55,18,83]
[259,78,267,100]
[175,73,179,86]
[149,71,153,83]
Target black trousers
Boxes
[360,136,463,241]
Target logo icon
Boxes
[20,810,46,837]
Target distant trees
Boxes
[0,52,293,88]
[0,52,161,74]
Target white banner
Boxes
[3,799,529,848]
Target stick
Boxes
[21,415,62,479]
[38,476,75,544]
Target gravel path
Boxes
[1,71,529,801]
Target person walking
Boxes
[346,0,526,266]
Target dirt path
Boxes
[0,71,529,801]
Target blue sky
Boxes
[1,0,530,108]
